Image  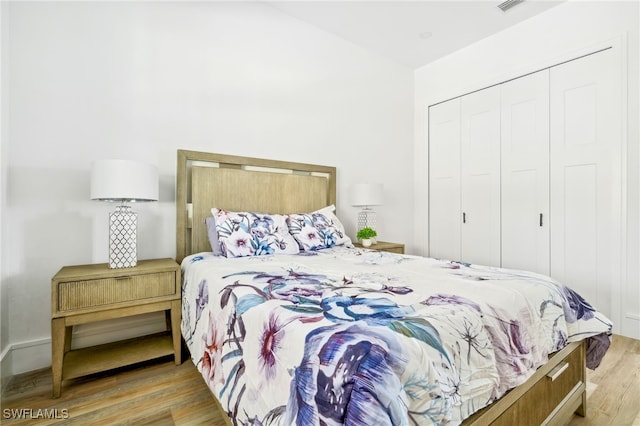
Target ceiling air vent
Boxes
[497,0,524,12]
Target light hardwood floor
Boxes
[2,335,638,425]
[567,334,640,426]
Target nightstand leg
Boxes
[164,310,172,331]
[63,326,72,352]
[170,300,182,365]
[51,318,66,398]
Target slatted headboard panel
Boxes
[176,150,336,263]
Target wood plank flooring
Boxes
[567,334,640,426]
[2,335,638,425]
[1,357,228,425]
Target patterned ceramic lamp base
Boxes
[109,205,137,268]
[357,209,377,244]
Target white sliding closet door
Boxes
[428,99,461,261]
[550,48,621,319]
[461,86,501,267]
[501,70,550,275]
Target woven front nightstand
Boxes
[50,258,181,398]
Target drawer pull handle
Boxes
[114,276,132,280]
[547,361,569,381]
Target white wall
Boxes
[414,1,639,339]
[1,1,414,375]
[0,0,9,386]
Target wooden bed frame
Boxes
[175,149,587,425]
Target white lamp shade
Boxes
[350,183,383,207]
[91,159,159,202]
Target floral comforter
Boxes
[181,247,612,426]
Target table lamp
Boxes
[350,183,383,243]
[91,159,158,268]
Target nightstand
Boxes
[50,258,181,398]
[353,241,405,254]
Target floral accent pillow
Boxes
[287,206,352,251]
[212,208,300,258]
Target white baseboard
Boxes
[622,312,640,340]
[3,337,52,376]
[0,312,167,381]
[0,343,14,391]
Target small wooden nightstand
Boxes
[51,258,181,398]
[353,241,405,254]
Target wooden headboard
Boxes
[176,150,337,263]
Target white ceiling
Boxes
[265,1,565,69]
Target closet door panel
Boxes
[550,48,621,319]
[501,70,550,275]
[461,86,501,267]
[563,165,598,291]
[429,99,461,261]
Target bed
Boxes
[176,150,612,426]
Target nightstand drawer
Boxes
[57,271,176,312]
